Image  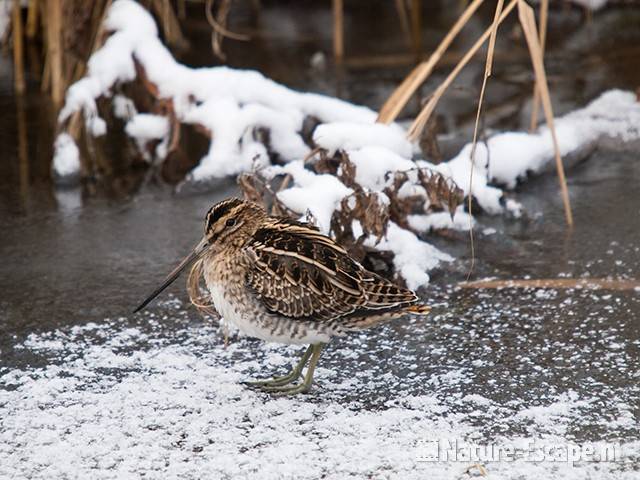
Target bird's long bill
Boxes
[133,237,210,313]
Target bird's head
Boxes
[202,197,266,252]
[134,198,266,313]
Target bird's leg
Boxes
[247,345,314,388]
[262,343,325,396]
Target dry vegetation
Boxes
[239,148,464,269]
[6,0,596,288]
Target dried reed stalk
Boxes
[26,0,39,39]
[205,0,250,41]
[46,0,64,105]
[333,0,344,63]
[377,0,485,124]
[205,0,249,60]
[407,0,517,140]
[12,0,25,95]
[517,0,572,227]
[459,278,640,290]
[65,1,112,177]
[529,0,548,131]
[410,0,422,56]
[465,0,505,279]
[394,0,411,48]
[150,0,188,50]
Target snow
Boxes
[348,146,416,190]
[313,122,413,158]
[371,222,454,290]
[487,90,640,188]
[408,209,474,232]
[56,0,377,182]
[52,133,81,177]
[532,0,608,10]
[268,161,354,233]
[1,307,637,480]
[569,0,608,10]
[53,0,640,193]
[125,113,169,140]
[112,94,136,120]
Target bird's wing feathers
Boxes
[244,219,417,321]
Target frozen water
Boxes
[1,285,638,479]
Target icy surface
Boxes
[1,289,638,479]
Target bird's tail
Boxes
[341,303,431,331]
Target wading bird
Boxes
[135,198,430,395]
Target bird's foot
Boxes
[244,345,314,389]
[244,370,301,388]
[257,381,312,396]
[244,344,323,397]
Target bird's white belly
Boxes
[207,283,332,345]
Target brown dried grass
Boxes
[381,0,573,230]
[459,278,640,290]
[377,0,487,124]
[239,148,465,280]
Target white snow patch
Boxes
[487,90,640,188]
[125,113,169,140]
[1,319,637,480]
[408,209,473,232]
[55,0,379,180]
[371,222,454,290]
[53,133,81,177]
[314,122,413,158]
[269,161,353,233]
[113,94,137,120]
[348,146,416,190]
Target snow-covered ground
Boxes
[2,287,638,479]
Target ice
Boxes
[1,316,637,479]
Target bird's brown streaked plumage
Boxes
[135,198,430,395]
[245,219,419,324]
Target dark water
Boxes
[0,1,639,457]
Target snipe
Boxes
[135,198,430,395]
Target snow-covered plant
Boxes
[53,0,640,289]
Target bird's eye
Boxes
[225,218,236,227]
